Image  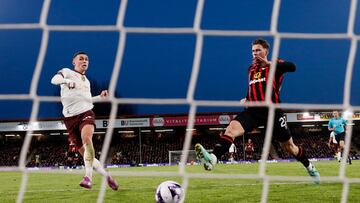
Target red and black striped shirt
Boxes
[246,59,296,103]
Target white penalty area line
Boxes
[0,181,313,195]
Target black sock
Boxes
[294,147,310,168]
[213,135,233,159]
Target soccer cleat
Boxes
[306,165,320,184]
[195,143,216,171]
[107,175,119,191]
[79,176,92,189]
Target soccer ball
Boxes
[155,181,184,203]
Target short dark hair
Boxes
[73,51,88,59]
[252,39,270,49]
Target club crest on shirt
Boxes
[254,72,261,79]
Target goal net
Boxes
[169,149,213,166]
[0,0,359,203]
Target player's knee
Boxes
[280,141,296,153]
[78,147,85,156]
[82,135,93,145]
[225,121,245,139]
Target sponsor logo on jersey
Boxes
[249,77,266,85]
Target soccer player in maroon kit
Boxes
[245,139,254,160]
[51,51,119,190]
[195,39,320,183]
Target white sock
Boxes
[93,158,108,177]
[83,143,94,180]
[210,153,217,165]
[306,162,313,170]
[336,152,341,161]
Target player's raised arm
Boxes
[51,70,76,89]
[276,60,296,72]
[92,90,109,102]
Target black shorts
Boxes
[233,107,291,142]
[335,132,345,143]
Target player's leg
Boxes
[275,111,320,184]
[336,144,342,162]
[78,147,119,190]
[92,157,119,190]
[348,150,352,165]
[64,117,94,188]
[78,147,104,175]
[79,124,95,189]
[195,111,249,171]
[337,133,351,164]
[214,120,244,158]
[339,140,344,162]
[336,133,344,162]
[78,147,106,176]
[279,138,320,184]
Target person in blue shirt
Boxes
[328,111,351,164]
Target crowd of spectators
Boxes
[0,143,21,166]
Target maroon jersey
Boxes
[69,144,77,153]
[245,142,254,152]
[246,59,296,103]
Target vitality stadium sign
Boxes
[150,115,234,127]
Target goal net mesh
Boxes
[0,0,359,203]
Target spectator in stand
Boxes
[67,142,77,168]
[245,139,255,160]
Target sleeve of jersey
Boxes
[276,60,296,73]
[328,120,332,128]
[60,68,70,78]
[92,95,102,103]
[50,68,69,85]
[245,67,251,101]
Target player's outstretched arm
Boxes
[92,90,109,103]
[328,125,336,132]
[51,73,76,88]
[276,61,296,72]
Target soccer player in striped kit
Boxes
[195,39,320,183]
[51,51,119,190]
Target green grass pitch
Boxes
[0,160,359,203]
